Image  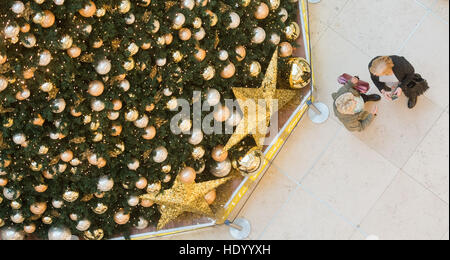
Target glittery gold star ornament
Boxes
[141,176,231,230]
[224,49,298,151]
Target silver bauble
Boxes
[10,212,25,224]
[118,0,131,14]
[59,35,73,50]
[12,133,26,145]
[134,115,149,128]
[226,111,242,127]
[125,109,139,122]
[52,199,64,209]
[48,226,72,240]
[119,79,130,92]
[54,0,65,5]
[270,33,281,45]
[218,50,229,61]
[127,159,140,171]
[91,99,105,112]
[173,13,186,29]
[206,88,221,106]
[181,0,195,10]
[156,57,167,67]
[22,33,37,48]
[97,176,114,192]
[4,24,20,38]
[279,8,288,23]
[153,146,168,163]
[211,158,232,177]
[125,13,136,25]
[0,76,8,92]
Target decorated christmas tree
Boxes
[0,0,300,240]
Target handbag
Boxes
[338,73,370,94]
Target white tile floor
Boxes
[161,0,449,240]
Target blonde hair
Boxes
[370,56,394,75]
[335,93,357,115]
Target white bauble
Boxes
[228,12,241,29]
[270,33,281,45]
[52,200,64,209]
[3,188,20,200]
[279,8,288,23]
[59,35,73,50]
[163,88,173,96]
[95,59,112,75]
[54,0,65,5]
[88,80,104,96]
[194,27,206,41]
[134,115,149,128]
[10,212,25,224]
[23,34,37,48]
[97,176,114,192]
[76,220,91,232]
[166,98,178,110]
[127,159,140,171]
[135,217,149,230]
[218,50,229,61]
[91,100,105,112]
[4,24,20,38]
[125,13,135,25]
[12,133,26,145]
[52,98,66,113]
[153,146,168,163]
[125,109,139,122]
[119,79,130,92]
[252,27,266,44]
[211,159,232,177]
[40,82,54,92]
[181,0,195,10]
[173,13,186,29]
[156,57,167,67]
[188,128,204,145]
[127,196,139,207]
[1,227,24,240]
[206,88,221,106]
[0,76,8,92]
[48,226,72,240]
[11,1,25,15]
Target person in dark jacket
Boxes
[369,56,429,109]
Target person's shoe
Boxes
[366,94,382,102]
[408,97,417,109]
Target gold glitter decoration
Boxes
[80,53,95,63]
[81,194,94,202]
[142,11,152,23]
[0,132,9,149]
[49,156,60,166]
[224,49,298,151]
[214,31,220,49]
[84,229,104,240]
[165,1,177,11]
[150,65,158,79]
[141,176,231,230]
[112,39,121,51]
[0,63,12,74]
[143,149,153,161]
[47,87,59,100]
[70,137,86,144]
[22,2,33,21]
[0,105,14,113]
[155,117,168,128]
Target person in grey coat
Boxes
[332,77,380,132]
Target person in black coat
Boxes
[369,56,429,109]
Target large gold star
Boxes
[224,49,298,151]
[140,177,231,230]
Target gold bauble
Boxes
[145,103,155,112]
[285,22,300,41]
[236,46,246,61]
[232,147,264,176]
[220,63,236,79]
[179,28,192,41]
[172,50,184,63]
[41,10,55,28]
[192,146,205,160]
[125,108,139,121]
[135,177,148,190]
[241,0,251,7]
[114,209,130,225]
[0,54,7,64]
[141,42,151,50]
[67,46,81,58]
[249,61,261,77]
[140,199,154,208]
[269,0,280,10]
[42,216,53,225]
[79,1,97,18]
[93,203,108,214]
[88,80,104,97]
[139,0,151,6]
[112,99,122,111]
[84,229,104,240]
[34,184,48,193]
[63,190,79,202]
[96,8,106,17]
[142,126,156,140]
[211,145,228,162]
[205,10,218,26]
[11,201,22,210]
[30,202,47,215]
[162,165,172,174]
[254,3,269,20]
[194,48,206,62]
[33,114,45,126]
[213,105,231,122]
[20,24,30,33]
[147,182,162,193]
[24,224,36,234]
[111,124,122,136]
[286,57,312,89]
[203,66,215,81]
[92,39,103,49]
[279,42,293,57]
[164,33,174,45]
[59,35,73,50]
[178,167,196,184]
[60,150,73,162]
[123,57,135,71]
[204,190,216,205]
[0,178,8,187]
[193,17,202,29]
[118,0,131,14]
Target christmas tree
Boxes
[0,0,299,240]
